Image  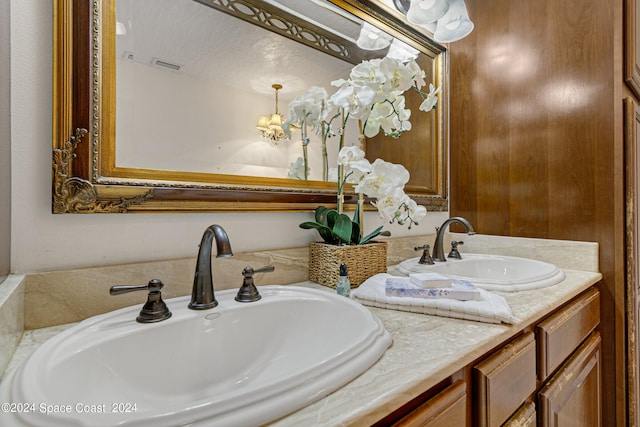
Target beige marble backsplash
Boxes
[13,233,599,330]
[22,235,437,329]
[0,275,24,376]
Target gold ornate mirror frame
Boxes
[52,0,448,213]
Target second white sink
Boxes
[397,253,565,291]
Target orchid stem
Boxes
[357,119,365,242]
[337,109,346,214]
[321,123,328,181]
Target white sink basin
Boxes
[0,286,391,427]
[397,253,565,291]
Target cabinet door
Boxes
[503,401,536,427]
[625,96,640,427]
[538,332,601,427]
[393,380,466,427]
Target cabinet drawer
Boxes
[536,288,600,380]
[473,331,536,427]
[393,380,466,427]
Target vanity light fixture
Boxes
[386,38,420,62]
[115,21,127,35]
[433,0,474,43]
[256,84,290,145]
[356,21,393,50]
[406,0,450,26]
[401,0,474,43]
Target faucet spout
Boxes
[189,224,233,310]
[432,217,475,262]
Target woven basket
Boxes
[308,241,388,288]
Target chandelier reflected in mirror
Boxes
[256,83,290,145]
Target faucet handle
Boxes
[110,279,164,295]
[236,265,275,303]
[414,245,434,265]
[448,241,464,259]
[249,265,276,275]
[110,279,172,323]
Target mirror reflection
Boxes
[114,0,439,183]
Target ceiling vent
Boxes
[150,57,182,72]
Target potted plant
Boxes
[285,56,440,287]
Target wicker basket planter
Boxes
[308,241,388,288]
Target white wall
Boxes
[115,59,361,180]
[0,0,11,281]
[9,0,448,274]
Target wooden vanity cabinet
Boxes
[503,401,537,426]
[391,380,467,427]
[537,332,602,427]
[535,288,600,380]
[376,287,601,427]
[473,331,537,427]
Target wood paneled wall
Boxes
[449,0,625,423]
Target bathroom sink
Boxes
[0,286,391,427]
[397,254,565,291]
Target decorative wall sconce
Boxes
[256,83,289,145]
[403,0,474,43]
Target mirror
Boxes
[52,0,448,213]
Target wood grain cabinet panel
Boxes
[538,332,602,427]
[392,380,467,427]
[473,331,536,427]
[503,401,536,427]
[536,288,600,381]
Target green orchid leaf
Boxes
[314,206,330,225]
[350,221,361,246]
[352,203,361,227]
[299,221,338,244]
[326,209,339,228]
[360,226,391,244]
[332,213,353,243]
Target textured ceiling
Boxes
[115,0,389,101]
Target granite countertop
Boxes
[4,268,601,427]
[269,268,602,426]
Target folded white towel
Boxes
[351,273,518,324]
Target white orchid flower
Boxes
[337,145,366,165]
[378,57,415,93]
[386,96,412,136]
[355,159,410,199]
[363,101,394,138]
[372,187,410,223]
[330,82,376,120]
[419,83,441,112]
[347,159,373,183]
[349,58,388,88]
[286,86,331,130]
[287,157,308,180]
[403,197,427,222]
[405,59,427,89]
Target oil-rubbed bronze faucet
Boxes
[432,217,475,262]
[235,265,275,303]
[189,224,233,310]
[110,279,172,323]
